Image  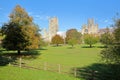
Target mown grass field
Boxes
[0,44,103,80]
[0,66,79,80]
[26,44,102,67]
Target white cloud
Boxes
[34,15,50,21]
[34,15,41,18]
[27,11,51,21]
[57,31,66,38]
[28,12,33,15]
[104,20,108,23]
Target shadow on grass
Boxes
[67,47,75,49]
[81,45,106,48]
[0,49,6,52]
[21,50,41,59]
[0,49,41,66]
[39,48,47,50]
[96,46,107,48]
[81,46,95,48]
[70,63,120,80]
[51,45,62,47]
[0,55,17,66]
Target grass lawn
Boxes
[25,44,102,68]
[0,66,79,80]
[0,44,103,80]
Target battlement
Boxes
[81,19,98,34]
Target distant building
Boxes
[81,19,98,34]
[98,28,114,35]
[49,17,58,42]
[43,28,49,42]
[43,17,59,42]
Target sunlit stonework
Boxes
[43,17,58,42]
[81,19,98,34]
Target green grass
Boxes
[0,66,79,80]
[25,44,102,67]
[0,44,103,80]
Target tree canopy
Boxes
[1,5,40,54]
[51,34,64,46]
[68,38,77,48]
[114,18,120,42]
[66,29,82,44]
[101,18,120,64]
[100,28,114,47]
[84,34,99,48]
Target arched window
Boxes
[84,29,88,33]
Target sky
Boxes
[0,0,120,32]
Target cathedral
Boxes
[43,17,58,42]
[43,18,99,43]
[81,19,98,34]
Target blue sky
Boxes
[0,0,120,32]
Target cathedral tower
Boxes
[48,17,59,42]
[81,19,98,34]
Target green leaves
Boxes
[66,29,82,44]
[101,18,120,64]
[100,28,114,47]
[84,34,99,48]
[68,38,77,48]
[1,5,40,54]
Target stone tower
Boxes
[48,17,58,42]
[43,28,49,42]
[81,19,98,34]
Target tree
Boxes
[0,33,4,49]
[68,38,77,48]
[66,29,82,44]
[114,18,120,42]
[100,28,114,47]
[1,5,40,54]
[101,18,120,64]
[84,34,99,48]
[51,34,64,46]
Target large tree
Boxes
[101,18,120,64]
[51,34,64,46]
[100,28,114,47]
[84,34,99,48]
[114,18,120,42]
[66,29,82,44]
[1,5,40,54]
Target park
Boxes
[0,1,120,80]
[0,44,102,80]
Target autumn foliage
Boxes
[51,34,64,46]
[1,5,40,54]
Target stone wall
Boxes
[81,19,98,35]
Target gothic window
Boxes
[84,29,88,33]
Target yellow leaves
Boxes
[2,5,40,51]
[21,25,40,49]
[15,5,25,14]
[52,34,64,45]
[9,5,33,26]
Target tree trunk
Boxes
[90,44,92,48]
[72,44,74,48]
[18,50,21,55]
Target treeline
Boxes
[51,28,114,48]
